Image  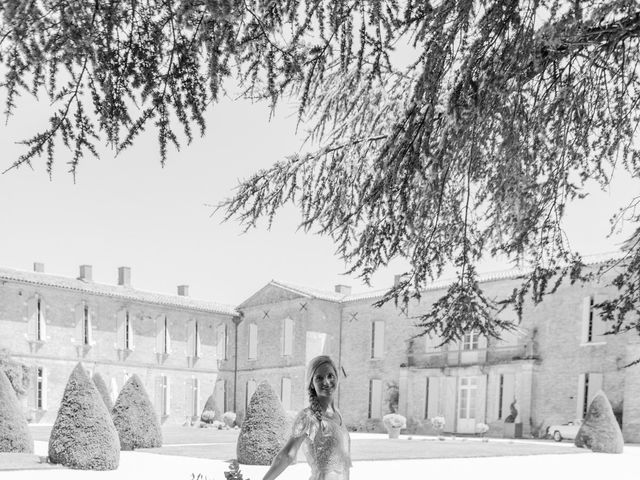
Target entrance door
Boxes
[457,377,478,433]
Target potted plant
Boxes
[503,399,523,438]
[382,413,406,439]
[430,416,446,440]
[475,422,489,441]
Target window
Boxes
[27,295,46,342]
[424,378,430,419]
[155,315,171,355]
[371,321,385,359]
[581,296,607,344]
[368,379,382,419]
[36,298,45,341]
[248,324,258,360]
[125,311,133,350]
[577,373,604,419]
[246,379,257,410]
[282,318,294,356]
[116,310,134,351]
[216,323,227,361]
[186,377,200,417]
[158,375,170,416]
[216,379,227,413]
[281,377,292,410]
[498,374,504,419]
[187,320,201,358]
[462,331,479,350]
[74,302,93,346]
[35,366,47,410]
[458,377,478,420]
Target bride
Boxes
[262,355,352,480]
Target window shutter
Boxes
[370,379,382,419]
[41,367,48,410]
[581,296,592,343]
[127,314,135,350]
[37,298,46,341]
[476,375,488,423]
[282,318,294,356]
[281,377,292,410]
[593,295,609,342]
[372,321,385,358]
[576,374,586,420]
[193,378,200,415]
[186,379,194,417]
[165,319,172,354]
[87,307,94,345]
[443,376,457,431]
[587,373,603,406]
[426,377,440,419]
[195,322,202,358]
[165,377,171,415]
[74,303,84,344]
[26,296,38,340]
[155,376,162,416]
[116,310,126,349]
[489,373,501,421]
[155,316,164,354]
[248,324,258,359]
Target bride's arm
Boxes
[262,435,305,480]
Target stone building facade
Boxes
[219,261,640,442]
[0,263,238,425]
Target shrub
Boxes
[430,416,446,437]
[48,363,119,469]
[236,381,289,465]
[0,370,33,453]
[92,372,114,412]
[201,410,217,424]
[201,394,220,422]
[225,459,250,480]
[382,413,407,430]
[0,349,31,398]
[112,374,162,450]
[223,411,237,427]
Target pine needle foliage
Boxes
[111,373,162,450]
[0,370,33,453]
[237,380,288,465]
[48,363,120,470]
[2,1,640,342]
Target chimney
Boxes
[118,267,131,287]
[79,265,93,282]
[334,284,352,295]
[33,262,45,273]
[394,274,409,287]
[177,285,189,296]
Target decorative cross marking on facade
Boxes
[400,305,409,317]
[348,312,358,322]
[262,310,270,320]
[299,302,308,312]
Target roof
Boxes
[0,266,238,316]
[273,251,625,304]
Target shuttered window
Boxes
[248,324,258,360]
[35,366,47,410]
[368,379,382,419]
[155,316,171,355]
[282,318,294,356]
[371,321,385,359]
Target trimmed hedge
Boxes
[0,370,33,453]
[112,374,162,450]
[237,381,289,465]
[48,363,120,470]
[92,372,114,412]
[0,349,30,398]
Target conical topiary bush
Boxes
[92,372,114,412]
[112,374,162,450]
[0,370,33,453]
[48,363,120,470]
[237,381,289,465]
[575,390,624,453]
[201,393,220,422]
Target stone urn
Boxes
[388,426,402,439]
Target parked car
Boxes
[547,420,583,441]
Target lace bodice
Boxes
[291,408,351,480]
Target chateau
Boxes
[1,258,639,442]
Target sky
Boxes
[0,89,637,307]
